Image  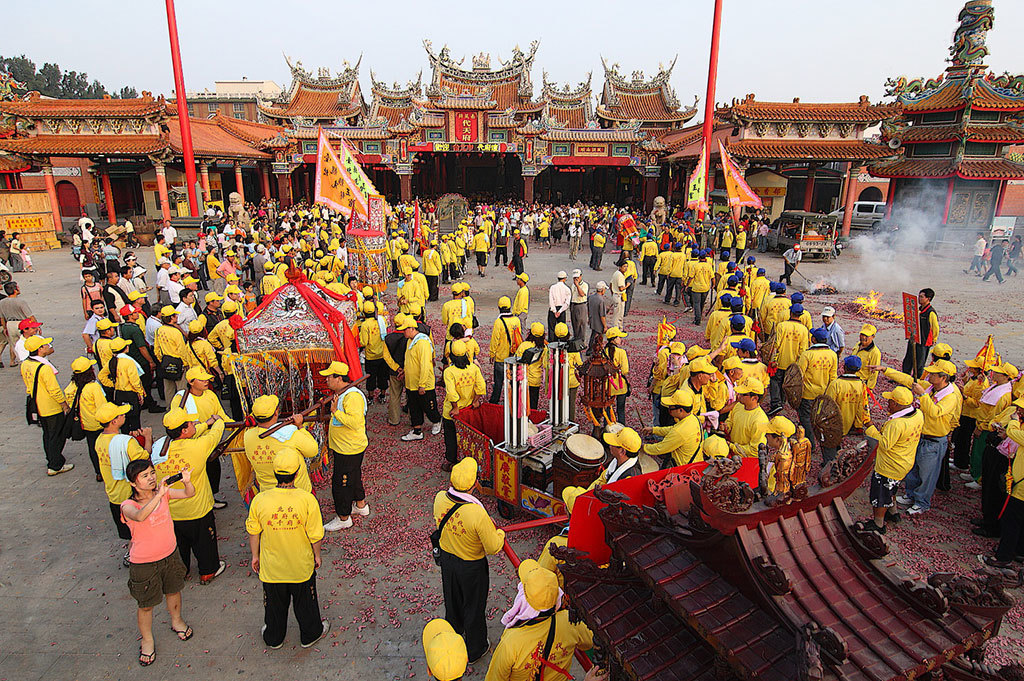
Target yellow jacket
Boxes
[650,347,670,394]
[245,486,324,583]
[155,419,226,520]
[100,353,146,399]
[208,318,233,352]
[855,343,882,389]
[726,404,768,457]
[824,376,871,435]
[22,359,68,418]
[184,338,218,373]
[397,278,427,314]
[867,409,924,481]
[328,387,368,455]
[441,298,475,338]
[244,425,319,493]
[95,337,116,387]
[442,364,486,419]
[65,381,106,432]
[260,274,281,297]
[473,232,490,252]
[516,340,548,388]
[608,346,629,397]
[646,413,702,465]
[485,610,593,681]
[689,260,714,293]
[490,315,522,362]
[97,432,150,504]
[1005,420,1024,502]
[740,359,770,387]
[763,297,791,336]
[154,323,187,361]
[358,318,386,360]
[795,345,837,400]
[422,248,442,276]
[512,286,530,316]
[432,491,505,561]
[960,375,989,419]
[667,251,687,279]
[405,334,437,390]
[917,385,962,437]
[773,320,810,370]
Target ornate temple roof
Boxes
[869,156,1024,179]
[0,91,168,119]
[723,93,901,124]
[541,72,594,129]
[165,116,272,160]
[368,72,421,126]
[596,57,697,126]
[0,134,170,157]
[0,153,31,173]
[727,138,893,161]
[423,40,537,111]
[258,55,365,124]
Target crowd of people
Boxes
[12,195,1024,679]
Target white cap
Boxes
[822,306,836,317]
[557,271,567,279]
[596,281,607,290]
[571,268,582,278]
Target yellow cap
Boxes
[162,407,193,430]
[689,358,715,374]
[519,559,559,611]
[882,385,914,406]
[71,356,96,373]
[252,394,280,420]
[96,318,118,331]
[186,366,213,382]
[562,486,585,515]
[362,286,374,297]
[930,342,953,360]
[127,290,145,301]
[602,427,642,453]
[498,295,511,308]
[96,401,131,424]
[686,345,710,360]
[964,358,983,369]
[662,389,694,409]
[450,457,478,492]
[222,300,239,314]
[450,339,467,357]
[408,303,423,316]
[516,273,529,282]
[397,316,419,331]
[992,362,1019,379]
[362,301,376,314]
[761,415,797,438]
[263,261,275,271]
[722,356,744,372]
[225,285,241,296]
[160,305,178,317]
[700,435,729,459]
[736,377,765,395]
[182,276,200,285]
[606,327,627,340]
[224,250,236,257]
[669,341,686,355]
[319,361,350,377]
[304,259,314,268]
[530,322,545,337]
[422,619,467,681]
[24,336,53,352]
[923,359,957,376]
[860,323,877,336]
[205,292,224,303]
[110,337,130,352]
[554,322,569,339]
[272,448,302,475]
[188,318,206,334]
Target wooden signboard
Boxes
[902,292,920,343]
[0,190,60,250]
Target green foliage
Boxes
[0,54,138,99]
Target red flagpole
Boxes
[698,0,725,220]
[165,0,200,217]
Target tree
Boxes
[0,54,135,99]
[38,63,62,97]
[117,85,138,99]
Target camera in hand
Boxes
[165,471,184,485]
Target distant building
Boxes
[173,79,282,122]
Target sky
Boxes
[4,0,1024,112]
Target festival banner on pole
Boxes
[686,140,708,212]
[314,127,368,217]
[718,140,763,209]
[338,138,379,202]
[974,334,997,371]
[414,200,422,244]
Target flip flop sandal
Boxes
[139,647,155,666]
[172,625,193,641]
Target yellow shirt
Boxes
[473,232,490,252]
[245,486,324,583]
[243,426,319,493]
[867,410,924,481]
[593,233,606,248]
[512,286,530,316]
[442,364,486,419]
[485,610,593,681]
[1004,420,1024,502]
[397,278,427,314]
[490,316,522,362]
[607,346,629,397]
[641,240,659,257]
[689,260,714,293]
[208,318,233,352]
[172,388,227,423]
[155,419,225,520]
[795,346,838,400]
[516,341,548,388]
[884,369,962,436]
[155,243,171,264]
[260,274,282,297]
[646,413,702,465]
[358,318,386,360]
[206,252,221,280]
[432,491,505,561]
[328,387,368,454]
[960,375,989,419]
[184,338,218,373]
[441,298,475,338]
[96,432,150,504]
[405,334,437,391]
[423,249,442,276]
[100,353,146,398]
[667,251,686,279]
[824,376,871,435]
[650,347,670,394]
[763,296,791,336]
[154,323,187,361]
[22,359,68,417]
[726,404,769,457]
[855,343,882,389]
[567,351,582,389]
[739,360,770,388]
[95,337,116,387]
[65,381,106,432]
[773,320,810,370]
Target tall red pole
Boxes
[165,0,199,217]
[699,0,725,219]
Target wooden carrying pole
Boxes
[258,373,369,439]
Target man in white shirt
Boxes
[569,269,589,342]
[155,259,172,305]
[965,232,986,276]
[166,268,185,304]
[161,221,177,246]
[609,261,628,330]
[781,245,802,285]
[547,271,572,341]
[14,318,42,363]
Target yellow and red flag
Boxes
[718,139,763,209]
[657,317,676,346]
[974,334,997,371]
[686,140,708,213]
[314,127,368,217]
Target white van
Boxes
[829,201,886,230]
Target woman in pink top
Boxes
[120,459,195,666]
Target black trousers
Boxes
[781,261,795,284]
[798,399,816,452]
[690,290,708,324]
[951,417,976,470]
[981,436,1009,533]
[494,244,508,265]
[408,388,442,429]
[427,275,439,301]
[664,277,681,305]
[365,358,388,394]
[901,342,930,377]
[547,310,566,341]
[529,385,540,410]
[641,256,656,285]
[769,368,786,413]
[996,496,1024,562]
[85,428,102,476]
[443,417,458,464]
[263,573,323,647]
[656,273,667,294]
[112,390,141,433]
[489,363,504,404]
[40,413,68,471]
[225,375,243,421]
[173,510,219,576]
[331,450,365,518]
[207,456,221,496]
[512,256,524,275]
[439,550,490,662]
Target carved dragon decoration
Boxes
[950,0,994,67]
[698,454,755,513]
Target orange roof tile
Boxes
[725,95,900,123]
[432,94,495,110]
[727,138,892,161]
[895,123,1024,143]
[899,77,1024,113]
[167,117,271,159]
[869,157,1024,180]
[0,155,31,172]
[434,75,520,110]
[599,90,690,122]
[0,135,169,156]
[0,92,167,118]
[260,82,361,120]
[211,115,284,145]
[372,103,412,126]
[546,104,588,129]
[540,128,642,142]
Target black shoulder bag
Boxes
[66,384,86,441]
[25,362,42,427]
[430,501,465,566]
[533,614,558,681]
[159,328,185,381]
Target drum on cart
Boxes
[553,433,606,497]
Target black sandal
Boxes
[139,646,155,666]
[172,625,193,641]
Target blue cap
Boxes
[791,292,804,303]
[777,282,787,292]
[844,355,862,371]
[690,248,700,257]
[674,242,684,248]
[702,249,711,257]
[730,299,744,312]
[727,275,739,286]
[727,262,737,271]
[721,249,730,257]
[768,282,780,293]
[811,327,828,342]
[790,303,804,315]
[757,268,766,276]
[732,338,757,353]
[746,256,756,264]
[720,293,732,304]
[730,314,745,329]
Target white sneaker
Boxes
[324,516,353,531]
[964,481,982,490]
[959,472,975,482]
[301,619,331,648]
[47,463,74,476]
[401,430,424,441]
[895,495,913,506]
[352,504,370,517]
[260,624,284,649]
[431,422,443,435]
[907,504,927,515]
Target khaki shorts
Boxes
[128,551,186,608]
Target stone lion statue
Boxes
[650,195,668,228]
[228,191,251,230]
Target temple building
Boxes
[870,0,1024,237]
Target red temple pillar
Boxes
[942,178,955,222]
[399,172,412,203]
[42,164,64,233]
[276,172,293,207]
[840,163,858,237]
[100,171,118,226]
[644,175,658,212]
[303,167,312,202]
[995,179,1008,216]
[803,165,817,212]
[523,175,535,204]
[259,164,271,201]
[199,162,211,202]
[155,163,172,223]
[885,180,896,218]
[234,162,245,204]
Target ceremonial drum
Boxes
[553,433,606,497]
[347,233,389,293]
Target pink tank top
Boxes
[121,494,177,564]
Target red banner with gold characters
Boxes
[453,111,478,143]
